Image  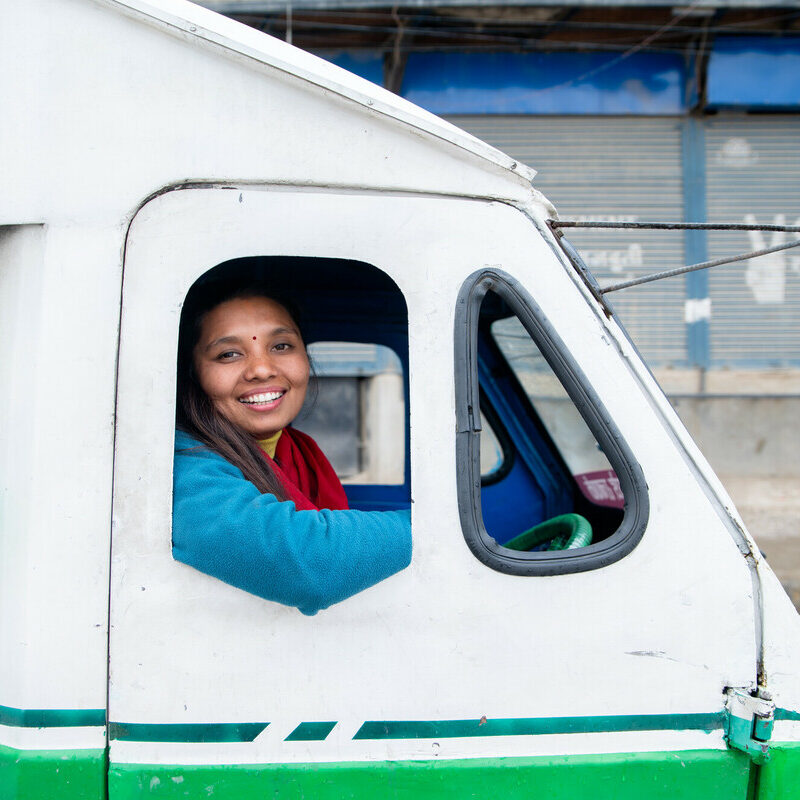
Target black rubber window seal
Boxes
[455,268,649,576]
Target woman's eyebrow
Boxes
[204,335,242,351]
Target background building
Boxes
[203,0,800,600]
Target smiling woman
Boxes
[172,271,412,615]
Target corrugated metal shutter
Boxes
[447,116,686,367]
[705,116,800,366]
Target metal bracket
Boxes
[724,688,775,765]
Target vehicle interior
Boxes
[477,290,624,550]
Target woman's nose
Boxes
[244,353,277,380]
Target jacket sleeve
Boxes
[172,440,412,615]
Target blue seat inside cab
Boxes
[206,256,411,512]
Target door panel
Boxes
[109,187,755,786]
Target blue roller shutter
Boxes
[705,115,800,367]
[447,115,687,367]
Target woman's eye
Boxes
[217,350,240,360]
[273,342,292,352]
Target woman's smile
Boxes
[193,296,310,439]
[238,388,287,410]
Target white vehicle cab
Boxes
[1,1,800,798]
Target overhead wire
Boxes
[232,6,800,41]
[244,16,724,54]
[504,0,715,92]
[601,238,800,294]
[261,16,689,51]
[229,2,800,63]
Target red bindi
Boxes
[252,336,257,340]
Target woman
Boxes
[172,278,412,615]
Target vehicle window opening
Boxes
[482,304,623,548]
[455,270,648,576]
[182,256,410,511]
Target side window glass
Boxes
[491,318,624,510]
[479,412,505,479]
[455,270,648,575]
[297,342,405,485]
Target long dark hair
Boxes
[176,277,307,499]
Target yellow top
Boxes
[257,430,283,459]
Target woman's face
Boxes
[193,296,310,440]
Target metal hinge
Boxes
[724,688,775,765]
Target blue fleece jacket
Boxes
[172,430,412,615]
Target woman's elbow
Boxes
[284,546,410,615]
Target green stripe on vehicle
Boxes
[0,704,105,728]
[108,749,751,800]
[105,712,730,744]
[0,744,106,800]
[10,706,795,741]
[353,712,725,740]
[109,721,268,742]
[285,722,337,741]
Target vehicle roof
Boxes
[1,0,543,226]
[107,0,535,183]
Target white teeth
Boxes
[239,391,285,404]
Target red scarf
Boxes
[263,428,349,511]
